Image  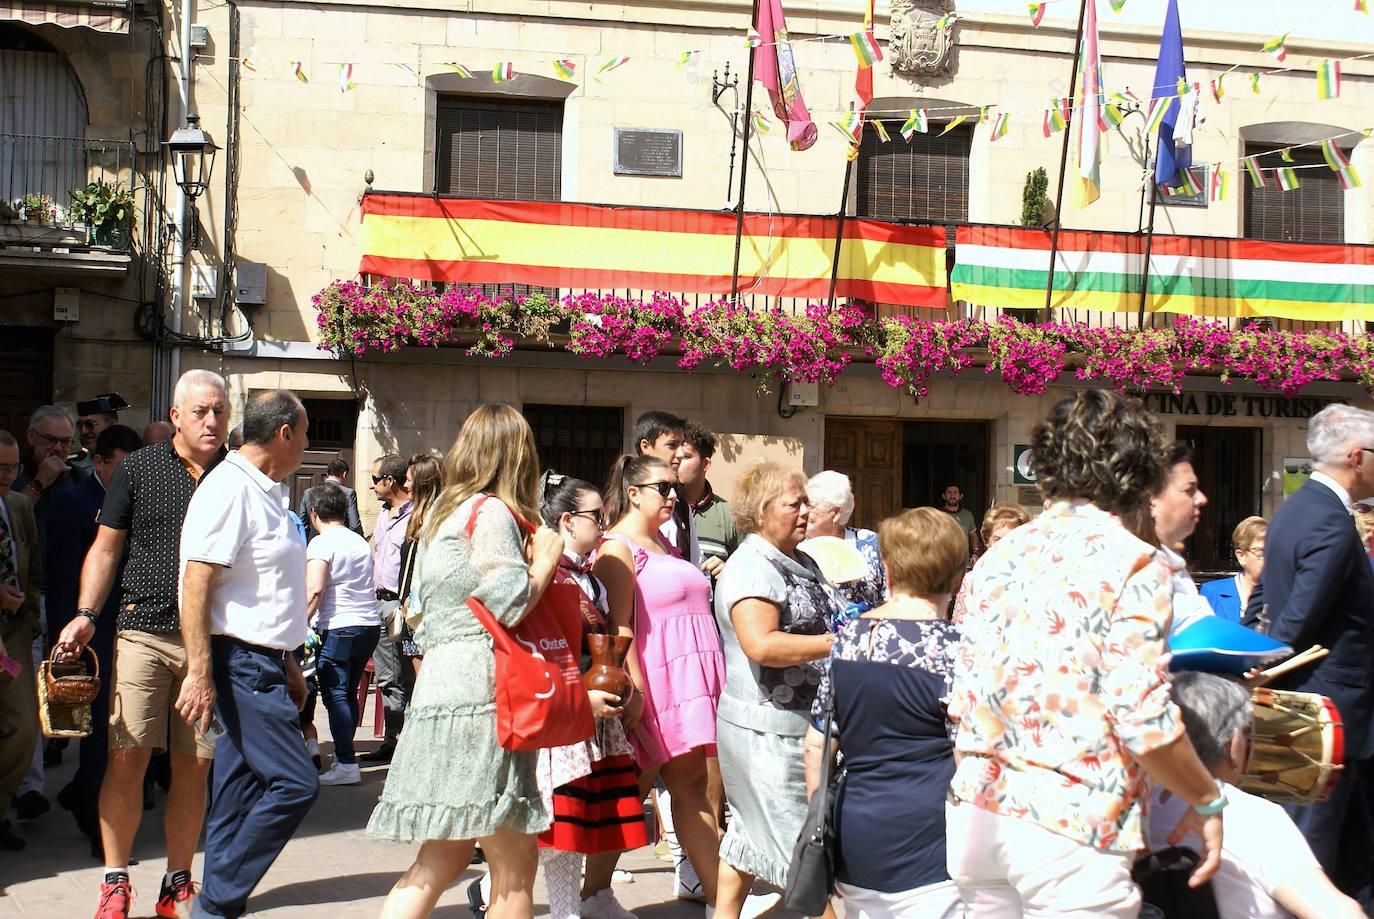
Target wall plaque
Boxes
[614,128,683,177]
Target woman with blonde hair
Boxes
[950,506,1029,625]
[585,453,724,913]
[369,404,565,919]
[396,453,445,673]
[1199,516,1268,623]
[714,462,839,919]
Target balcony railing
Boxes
[1,133,138,253]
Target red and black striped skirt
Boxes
[538,754,649,854]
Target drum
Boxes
[1240,687,1344,805]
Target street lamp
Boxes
[165,113,218,201]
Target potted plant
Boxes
[0,201,17,223]
[69,179,136,247]
[21,193,54,224]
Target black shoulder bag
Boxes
[781,695,838,916]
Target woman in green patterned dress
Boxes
[369,404,565,919]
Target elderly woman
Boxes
[714,462,838,919]
[804,508,968,919]
[1148,672,1362,919]
[805,470,886,612]
[948,390,1225,917]
[1200,517,1267,623]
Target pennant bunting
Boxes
[978,104,992,124]
[1028,3,1046,27]
[1280,147,1294,163]
[552,59,576,80]
[1108,90,1138,107]
[1210,74,1225,102]
[832,111,863,143]
[940,114,968,136]
[1176,77,1189,99]
[1321,138,1362,189]
[753,111,771,134]
[676,51,698,68]
[1102,103,1125,128]
[597,56,630,78]
[849,31,882,68]
[1262,33,1289,63]
[1109,0,1126,10]
[1317,59,1342,100]
[241,56,256,72]
[855,0,878,119]
[1250,72,1262,94]
[990,113,1010,141]
[745,27,763,48]
[872,118,891,143]
[337,63,355,93]
[1244,155,1267,188]
[900,108,928,139]
[1276,167,1300,191]
[1043,100,1067,137]
[292,61,308,83]
[1359,0,1369,12]
[1209,166,1230,202]
[492,62,515,82]
[445,63,474,78]
[1144,98,1168,134]
[935,15,954,28]
[1177,168,1203,196]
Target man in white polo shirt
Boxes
[176,390,317,919]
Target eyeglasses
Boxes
[0,463,18,475]
[78,419,98,431]
[1242,547,1265,559]
[32,431,73,450]
[634,481,676,498]
[568,509,606,528]
[371,474,392,485]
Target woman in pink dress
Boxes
[588,454,725,910]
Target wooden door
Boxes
[288,449,338,516]
[1176,425,1261,574]
[823,418,902,530]
[0,327,54,436]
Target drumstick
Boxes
[1257,646,1329,683]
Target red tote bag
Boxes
[465,496,595,751]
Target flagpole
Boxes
[827,154,856,307]
[730,0,763,301]
[1137,138,1160,329]
[1043,0,1091,315]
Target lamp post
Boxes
[164,113,218,245]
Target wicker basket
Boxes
[41,646,100,707]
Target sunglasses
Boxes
[568,509,606,527]
[371,474,392,485]
[634,481,676,498]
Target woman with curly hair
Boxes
[947,390,1227,917]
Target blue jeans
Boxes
[316,625,380,764]
[196,638,319,919]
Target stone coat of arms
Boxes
[889,0,956,76]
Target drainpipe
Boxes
[167,0,195,400]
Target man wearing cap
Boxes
[74,395,132,473]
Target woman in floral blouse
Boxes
[947,390,1227,917]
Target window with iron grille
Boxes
[856,122,972,223]
[1243,143,1344,243]
[524,404,624,490]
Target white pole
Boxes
[167,0,195,404]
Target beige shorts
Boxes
[109,630,215,759]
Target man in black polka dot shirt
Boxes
[55,369,229,919]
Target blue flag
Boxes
[1152,0,1191,187]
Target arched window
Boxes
[0,26,89,210]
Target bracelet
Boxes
[1191,780,1229,816]
[77,609,99,625]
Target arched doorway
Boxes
[0,25,90,212]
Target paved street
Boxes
[0,708,710,919]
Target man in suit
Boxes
[1245,403,1374,900]
[46,425,142,857]
[0,429,44,850]
[298,458,361,540]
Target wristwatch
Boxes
[1191,780,1229,816]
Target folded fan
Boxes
[797,536,870,584]
[1169,616,1292,676]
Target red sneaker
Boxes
[93,881,133,919]
[155,875,198,918]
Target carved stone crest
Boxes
[889,0,955,76]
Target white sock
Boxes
[479,870,492,905]
[657,788,681,860]
[541,849,584,919]
[103,867,129,884]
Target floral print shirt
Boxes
[832,526,888,618]
[948,501,1183,852]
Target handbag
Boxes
[397,538,423,630]
[782,693,838,916]
[465,495,596,751]
[1131,845,1220,918]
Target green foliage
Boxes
[68,179,136,231]
[20,193,54,221]
[1021,167,1049,227]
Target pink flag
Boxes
[754,0,817,151]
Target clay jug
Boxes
[583,633,632,701]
